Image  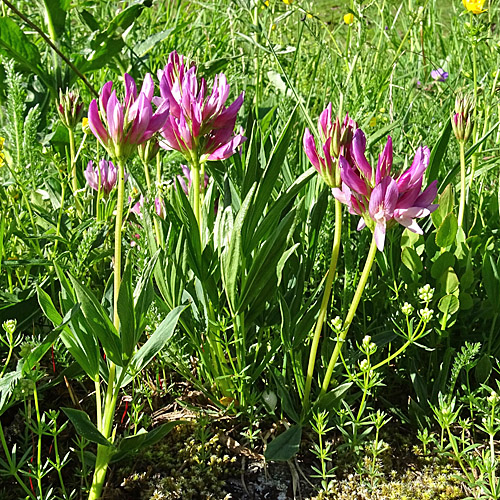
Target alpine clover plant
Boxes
[302,119,439,413]
[302,104,357,414]
[38,72,183,500]
[158,50,245,232]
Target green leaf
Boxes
[238,210,295,313]
[134,28,177,56]
[105,0,150,35]
[111,421,183,463]
[118,254,136,363]
[435,212,458,248]
[244,107,297,245]
[221,184,256,312]
[0,18,43,73]
[401,247,423,274]
[438,267,459,295]
[37,285,99,380]
[43,0,70,37]
[127,306,185,379]
[264,425,302,462]
[431,252,455,279]
[482,252,500,308]
[61,408,111,446]
[317,382,353,411]
[431,184,454,229]
[426,120,451,184]
[438,294,460,316]
[69,276,122,366]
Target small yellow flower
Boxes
[82,117,90,134]
[271,23,277,30]
[369,117,377,127]
[462,0,486,14]
[282,0,292,4]
[306,12,313,18]
[0,137,4,167]
[264,0,269,6]
[344,13,354,24]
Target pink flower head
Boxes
[430,68,448,82]
[84,159,127,195]
[158,52,246,161]
[130,194,145,218]
[88,73,170,161]
[154,197,165,219]
[332,133,438,251]
[303,104,357,188]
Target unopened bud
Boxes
[58,88,85,130]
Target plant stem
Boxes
[88,157,126,500]
[190,150,202,237]
[33,384,44,500]
[458,141,466,229]
[1,0,98,97]
[0,421,36,500]
[141,158,161,244]
[320,234,378,397]
[302,199,342,415]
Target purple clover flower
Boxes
[84,159,127,195]
[332,129,438,251]
[88,74,170,161]
[157,51,246,161]
[303,103,357,188]
[430,68,448,82]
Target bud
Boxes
[138,140,161,164]
[58,88,85,130]
[418,284,434,303]
[359,358,371,372]
[2,319,17,335]
[419,307,434,322]
[332,316,343,332]
[401,302,414,316]
[451,93,474,143]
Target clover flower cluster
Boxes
[157,51,246,162]
[85,51,245,195]
[304,106,438,252]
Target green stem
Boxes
[302,199,342,415]
[88,157,126,500]
[33,384,43,500]
[0,421,36,500]
[458,141,466,229]
[52,421,68,499]
[141,158,161,244]
[320,234,378,397]
[190,152,202,237]
[53,176,66,256]
[470,33,478,178]
[0,343,14,379]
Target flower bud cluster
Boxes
[401,302,414,316]
[331,316,343,332]
[58,88,85,130]
[418,284,435,303]
[419,307,434,322]
[361,335,377,355]
[2,319,17,335]
[451,93,474,143]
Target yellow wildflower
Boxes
[0,137,4,167]
[82,117,90,134]
[344,13,354,24]
[306,12,313,18]
[283,0,292,4]
[462,0,486,14]
[264,0,269,6]
[369,117,377,127]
